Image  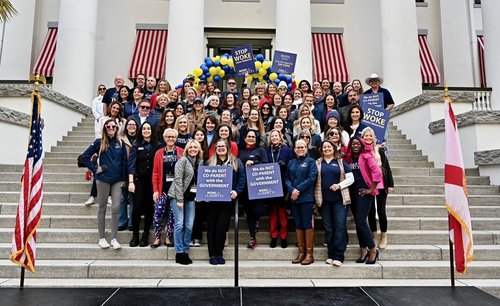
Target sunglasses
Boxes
[105,125,117,129]
[300,136,310,139]
[329,132,339,136]
[262,107,270,110]
[369,79,379,83]
[98,87,106,91]
[214,91,221,94]
[140,105,151,109]
[227,82,236,85]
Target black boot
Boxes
[179,253,189,265]
[139,231,149,247]
[185,253,193,265]
[129,232,139,247]
[175,253,181,263]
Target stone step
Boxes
[386,155,429,161]
[1,213,498,231]
[57,141,95,147]
[387,194,500,206]
[394,176,490,185]
[393,185,499,195]
[381,139,412,144]
[44,158,81,164]
[387,134,407,140]
[386,161,434,167]
[0,181,91,192]
[384,149,422,156]
[385,144,417,150]
[0,164,87,174]
[0,228,496,245]
[0,173,90,182]
[390,167,480,177]
[0,259,498,279]
[60,136,95,143]
[0,243,498,262]
[45,152,88,159]
[67,131,95,137]
[71,126,94,132]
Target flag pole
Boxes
[444,83,455,288]
[234,199,239,287]
[20,267,25,289]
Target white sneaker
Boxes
[98,238,110,249]
[193,239,201,247]
[84,196,95,206]
[332,260,343,267]
[110,238,121,250]
[107,196,112,205]
[325,258,334,265]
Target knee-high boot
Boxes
[292,229,305,264]
[301,229,315,265]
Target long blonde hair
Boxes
[207,139,239,171]
[100,119,118,152]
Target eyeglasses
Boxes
[329,132,339,136]
[98,87,106,91]
[105,125,117,129]
[140,105,151,109]
[300,136,310,139]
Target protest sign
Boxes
[360,93,384,109]
[272,50,297,75]
[196,166,233,202]
[231,45,256,77]
[245,163,283,200]
[362,104,390,144]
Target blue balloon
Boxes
[214,60,221,66]
[205,72,211,77]
[204,57,211,63]
[201,64,209,73]
[200,74,206,80]
[278,73,286,81]
[224,53,229,58]
[222,65,229,71]
[264,74,269,80]
[287,84,292,91]
[286,76,292,83]
[213,75,221,83]
[228,69,235,76]
[205,59,213,67]
[256,54,265,62]
[274,79,280,85]
[175,84,182,90]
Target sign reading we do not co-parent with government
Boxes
[246,163,283,200]
[196,166,233,202]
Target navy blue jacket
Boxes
[82,137,127,183]
[285,156,318,203]
[127,113,159,130]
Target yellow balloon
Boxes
[246,75,253,83]
[262,61,271,69]
[220,57,228,65]
[194,78,200,84]
[193,68,203,77]
[259,68,267,76]
[207,76,213,82]
[216,67,221,73]
[228,58,234,67]
[252,73,259,78]
[194,84,199,90]
[258,76,264,82]
[215,55,221,61]
[255,61,262,70]
[211,57,217,62]
[269,72,278,81]
[209,67,217,75]
[218,70,225,77]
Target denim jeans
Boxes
[320,200,349,262]
[118,188,133,228]
[170,199,195,253]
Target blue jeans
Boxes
[118,188,133,228]
[320,200,349,262]
[170,199,195,253]
[291,201,313,230]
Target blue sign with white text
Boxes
[231,45,256,77]
[196,166,233,202]
[360,93,384,109]
[246,163,283,200]
[272,50,297,75]
[361,104,390,144]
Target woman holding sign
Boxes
[205,139,246,265]
[239,129,269,249]
[266,129,293,248]
[285,139,318,265]
[168,139,204,265]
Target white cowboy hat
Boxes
[365,73,384,85]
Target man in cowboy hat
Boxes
[363,73,395,111]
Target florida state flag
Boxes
[444,97,474,273]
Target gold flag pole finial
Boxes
[28,74,47,92]
[444,81,451,103]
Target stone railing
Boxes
[421,86,492,111]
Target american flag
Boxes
[10,92,44,273]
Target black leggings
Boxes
[192,202,208,241]
[368,189,388,232]
[132,175,154,235]
[207,202,233,257]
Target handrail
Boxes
[423,86,492,111]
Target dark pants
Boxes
[207,201,233,257]
[291,201,313,230]
[320,200,349,261]
[368,189,388,233]
[132,175,154,235]
[351,192,375,249]
[192,202,208,241]
[269,198,288,239]
[243,197,266,238]
[90,177,97,197]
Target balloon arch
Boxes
[176,54,295,91]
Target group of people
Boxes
[83,71,394,266]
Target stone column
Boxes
[380,0,422,103]
[52,0,98,104]
[481,0,500,110]
[439,0,475,87]
[275,0,312,82]
[165,0,205,87]
[0,0,36,80]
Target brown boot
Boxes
[301,229,315,265]
[372,232,378,248]
[379,232,388,249]
[292,229,305,264]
